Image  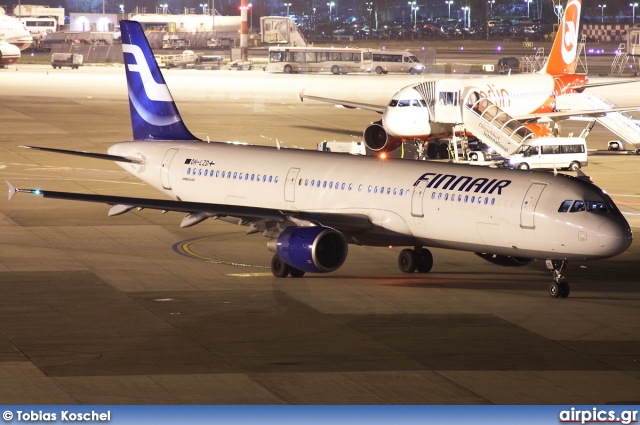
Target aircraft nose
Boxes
[598,220,633,257]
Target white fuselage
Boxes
[0,14,33,51]
[108,140,631,261]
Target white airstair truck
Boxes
[427,83,585,166]
[555,92,640,155]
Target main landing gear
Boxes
[271,255,305,278]
[398,247,433,273]
[546,260,570,298]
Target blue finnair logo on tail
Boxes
[120,20,197,141]
[123,43,180,127]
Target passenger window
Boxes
[233,172,237,179]
[399,189,403,196]
[570,200,585,212]
[558,200,573,212]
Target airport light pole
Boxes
[632,3,638,24]
[598,4,606,23]
[412,4,419,27]
[284,2,291,16]
[408,1,415,23]
[248,3,252,32]
[327,2,334,20]
[525,0,532,17]
[487,0,494,14]
[160,3,168,14]
[445,1,453,19]
[461,6,469,28]
[199,3,207,14]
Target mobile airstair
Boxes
[557,93,640,149]
[460,97,537,158]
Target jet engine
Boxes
[0,42,21,66]
[363,121,403,152]
[268,226,348,273]
[475,253,534,267]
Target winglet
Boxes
[6,180,16,201]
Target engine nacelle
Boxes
[0,42,21,66]
[363,121,403,152]
[475,253,534,267]
[268,226,348,273]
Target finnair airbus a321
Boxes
[7,20,632,298]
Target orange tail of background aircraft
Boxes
[543,0,582,75]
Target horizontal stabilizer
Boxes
[21,145,145,164]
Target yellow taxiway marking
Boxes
[226,273,274,277]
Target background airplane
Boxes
[301,0,640,160]
[0,12,32,66]
[7,20,632,298]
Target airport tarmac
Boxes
[0,65,639,404]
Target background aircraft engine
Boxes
[270,226,348,273]
[0,42,21,66]
[363,121,402,152]
[475,253,534,267]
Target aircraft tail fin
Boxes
[120,20,199,141]
[542,0,582,75]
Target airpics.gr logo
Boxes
[561,0,581,66]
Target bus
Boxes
[267,46,372,74]
[19,17,57,39]
[370,50,425,74]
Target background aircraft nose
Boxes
[598,221,633,257]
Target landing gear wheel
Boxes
[398,249,417,273]
[290,267,306,278]
[271,254,291,278]
[375,66,383,74]
[416,248,433,273]
[546,259,571,298]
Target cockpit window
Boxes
[558,200,572,212]
[411,99,421,107]
[389,99,398,107]
[585,200,608,213]
[398,99,411,107]
[569,200,585,212]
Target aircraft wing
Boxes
[579,78,640,90]
[515,105,640,122]
[299,90,385,114]
[5,181,372,234]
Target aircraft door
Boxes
[161,148,179,190]
[520,183,546,229]
[284,167,300,202]
[411,180,430,217]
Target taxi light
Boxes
[379,153,387,159]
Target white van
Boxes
[505,137,588,171]
[370,50,425,74]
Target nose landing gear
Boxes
[546,260,570,298]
